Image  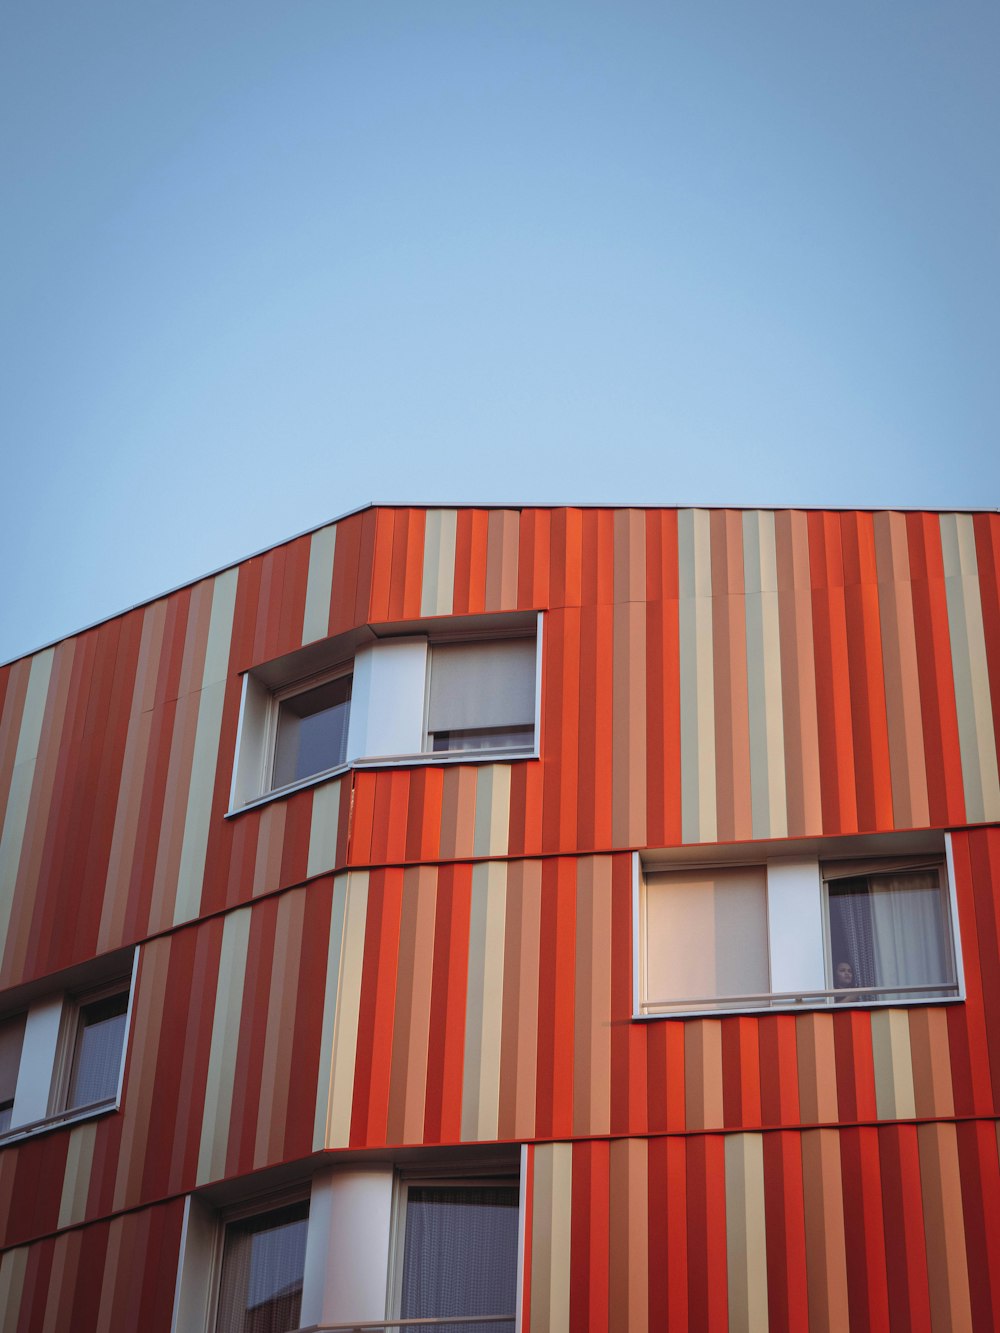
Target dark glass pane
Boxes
[273,676,351,789]
[430,725,533,753]
[216,1202,308,1333]
[400,1185,519,1333]
[67,991,128,1109]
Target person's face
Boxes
[835,961,854,988]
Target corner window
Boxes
[0,951,135,1141]
[636,834,961,1017]
[215,1199,309,1333]
[230,612,541,812]
[271,671,352,791]
[395,1181,520,1331]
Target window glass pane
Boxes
[67,991,128,1109]
[427,639,536,736]
[272,675,351,789]
[828,868,953,1000]
[400,1185,519,1333]
[644,867,769,1010]
[216,1202,308,1333]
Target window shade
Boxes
[427,639,536,733]
[644,866,769,1006]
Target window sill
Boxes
[226,749,539,818]
[0,1097,119,1148]
[635,986,963,1021]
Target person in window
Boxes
[834,960,857,1001]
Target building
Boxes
[1,504,999,1332]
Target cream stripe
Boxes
[302,525,337,644]
[172,569,238,925]
[477,860,507,1139]
[941,514,1000,822]
[313,873,350,1150]
[530,1145,555,1333]
[531,1143,573,1333]
[725,1133,770,1333]
[420,509,458,616]
[326,870,370,1148]
[58,1120,98,1228]
[307,779,342,878]
[0,1246,27,1333]
[197,907,252,1184]
[744,513,771,840]
[461,862,489,1141]
[258,889,305,1166]
[871,1009,915,1120]
[0,648,54,952]
[473,766,511,857]
[747,512,787,839]
[679,511,718,842]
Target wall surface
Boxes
[1,506,998,1331]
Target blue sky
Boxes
[2,1,997,662]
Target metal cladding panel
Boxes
[0,506,998,1330]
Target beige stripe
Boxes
[302,525,337,644]
[802,1130,850,1333]
[99,603,167,951]
[307,779,342,878]
[472,765,511,857]
[403,866,437,1143]
[744,512,787,839]
[326,870,370,1148]
[941,513,1000,822]
[679,511,718,842]
[255,889,305,1166]
[113,941,172,1211]
[513,861,542,1139]
[420,509,458,616]
[871,1009,916,1120]
[531,1142,573,1333]
[252,802,286,898]
[908,1007,954,1118]
[725,1133,770,1333]
[917,1121,974,1333]
[0,648,54,955]
[610,1138,649,1333]
[461,862,508,1141]
[94,1214,125,1333]
[197,907,252,1184]
[461,862,489,1140]
[685,1020,724,1130]
[796,1014,839,1124]
[58,1120,98,1228]
[172,568,238,925]
[313,873,350,1151]
[0,1246,28,1333]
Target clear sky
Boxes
[2,1,997,663]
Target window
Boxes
[0,951,135,1141]
[394,1181,520,1333]
[215,1200,309,1333]
[636,834,961,1017]
[230,613,541,811]
[425,639,537,755]
[271,670,352,791]
[171,1153,522,1333]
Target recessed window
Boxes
[826,861,955,1003]
[230,613,541,812]
[0,954,134,1140]
[637,837,961,1017]
[215,1200,309,1333]
[271,672,352,791]
[396,1182,520,1331]
[425,638,537,756]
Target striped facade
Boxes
[1,504,999,1331]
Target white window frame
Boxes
[387,1171,523,1329]
[633,831,965,1019]
[0,949,138,1143]
[171,1151,525,1333]
[229,613,543,815]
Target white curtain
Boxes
[870,872,951,994]
[216,1204,308,1333]
[67,994,128,1109]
